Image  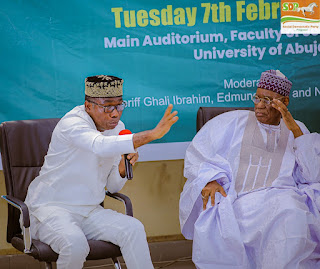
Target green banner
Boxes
[1,0,319,151]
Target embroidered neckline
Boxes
[258,121,281,132]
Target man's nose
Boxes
[109,108,120,118]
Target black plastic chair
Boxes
[0,118,133,269]
[196,106,254,132]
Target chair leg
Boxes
[112,257,122,269]
[44,262,53,269]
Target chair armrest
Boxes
[1,195,32,253]
[2,195,30,227]
[105,191,133,217]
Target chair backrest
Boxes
[196,107,254,132]
[0,118,60,242]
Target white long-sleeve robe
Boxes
[25,105,136,222]
[179,110,320,269]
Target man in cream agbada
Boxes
[180,70,320,268]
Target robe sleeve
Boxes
[292,126,320,214]
[294,132,320,184]
[58,114,135,157]
[179,111,245,239]
[105,155,128,193]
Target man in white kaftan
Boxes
[24,75,179,269]
[179,70,320,268]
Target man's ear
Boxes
[84,100,91,112]
[283,96,289,106]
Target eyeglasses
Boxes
[87,100,126,113]
[251,94,285,105]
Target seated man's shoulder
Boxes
[60,105,92,125]
[198,109,251,137]
[54,105,95,137]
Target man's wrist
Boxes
[132,129,158,149]
[149,128,160,141]
[291,127,303,138]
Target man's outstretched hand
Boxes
[132,104,178,149]
[152,104,179,140]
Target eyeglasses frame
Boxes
[87,100,126,113]
[252,94,285,106]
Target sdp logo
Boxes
[282,2,299,11]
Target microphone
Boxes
[119,129,133,180]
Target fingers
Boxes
[127,152,139,165]
[210,190,215,206]
[201,187,227,210]
[168,110,179,127]
[272,104,288,114]
[272,99,288,115]
[164,104,178,119]
[272,99,295,125]
[210,187,227,206]
[165,108,178,124]
[220,187,227,197]
[154,105,179,139]
[170,115,179,125]
[202,193,209,210]
[272,100,303,137]
[169,110,179,119]
[164,104,173,117]
[158,105,178,131]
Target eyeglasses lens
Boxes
[252,95,271,105]
[105,103,126,113]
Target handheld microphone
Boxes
[119,129,133,180]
